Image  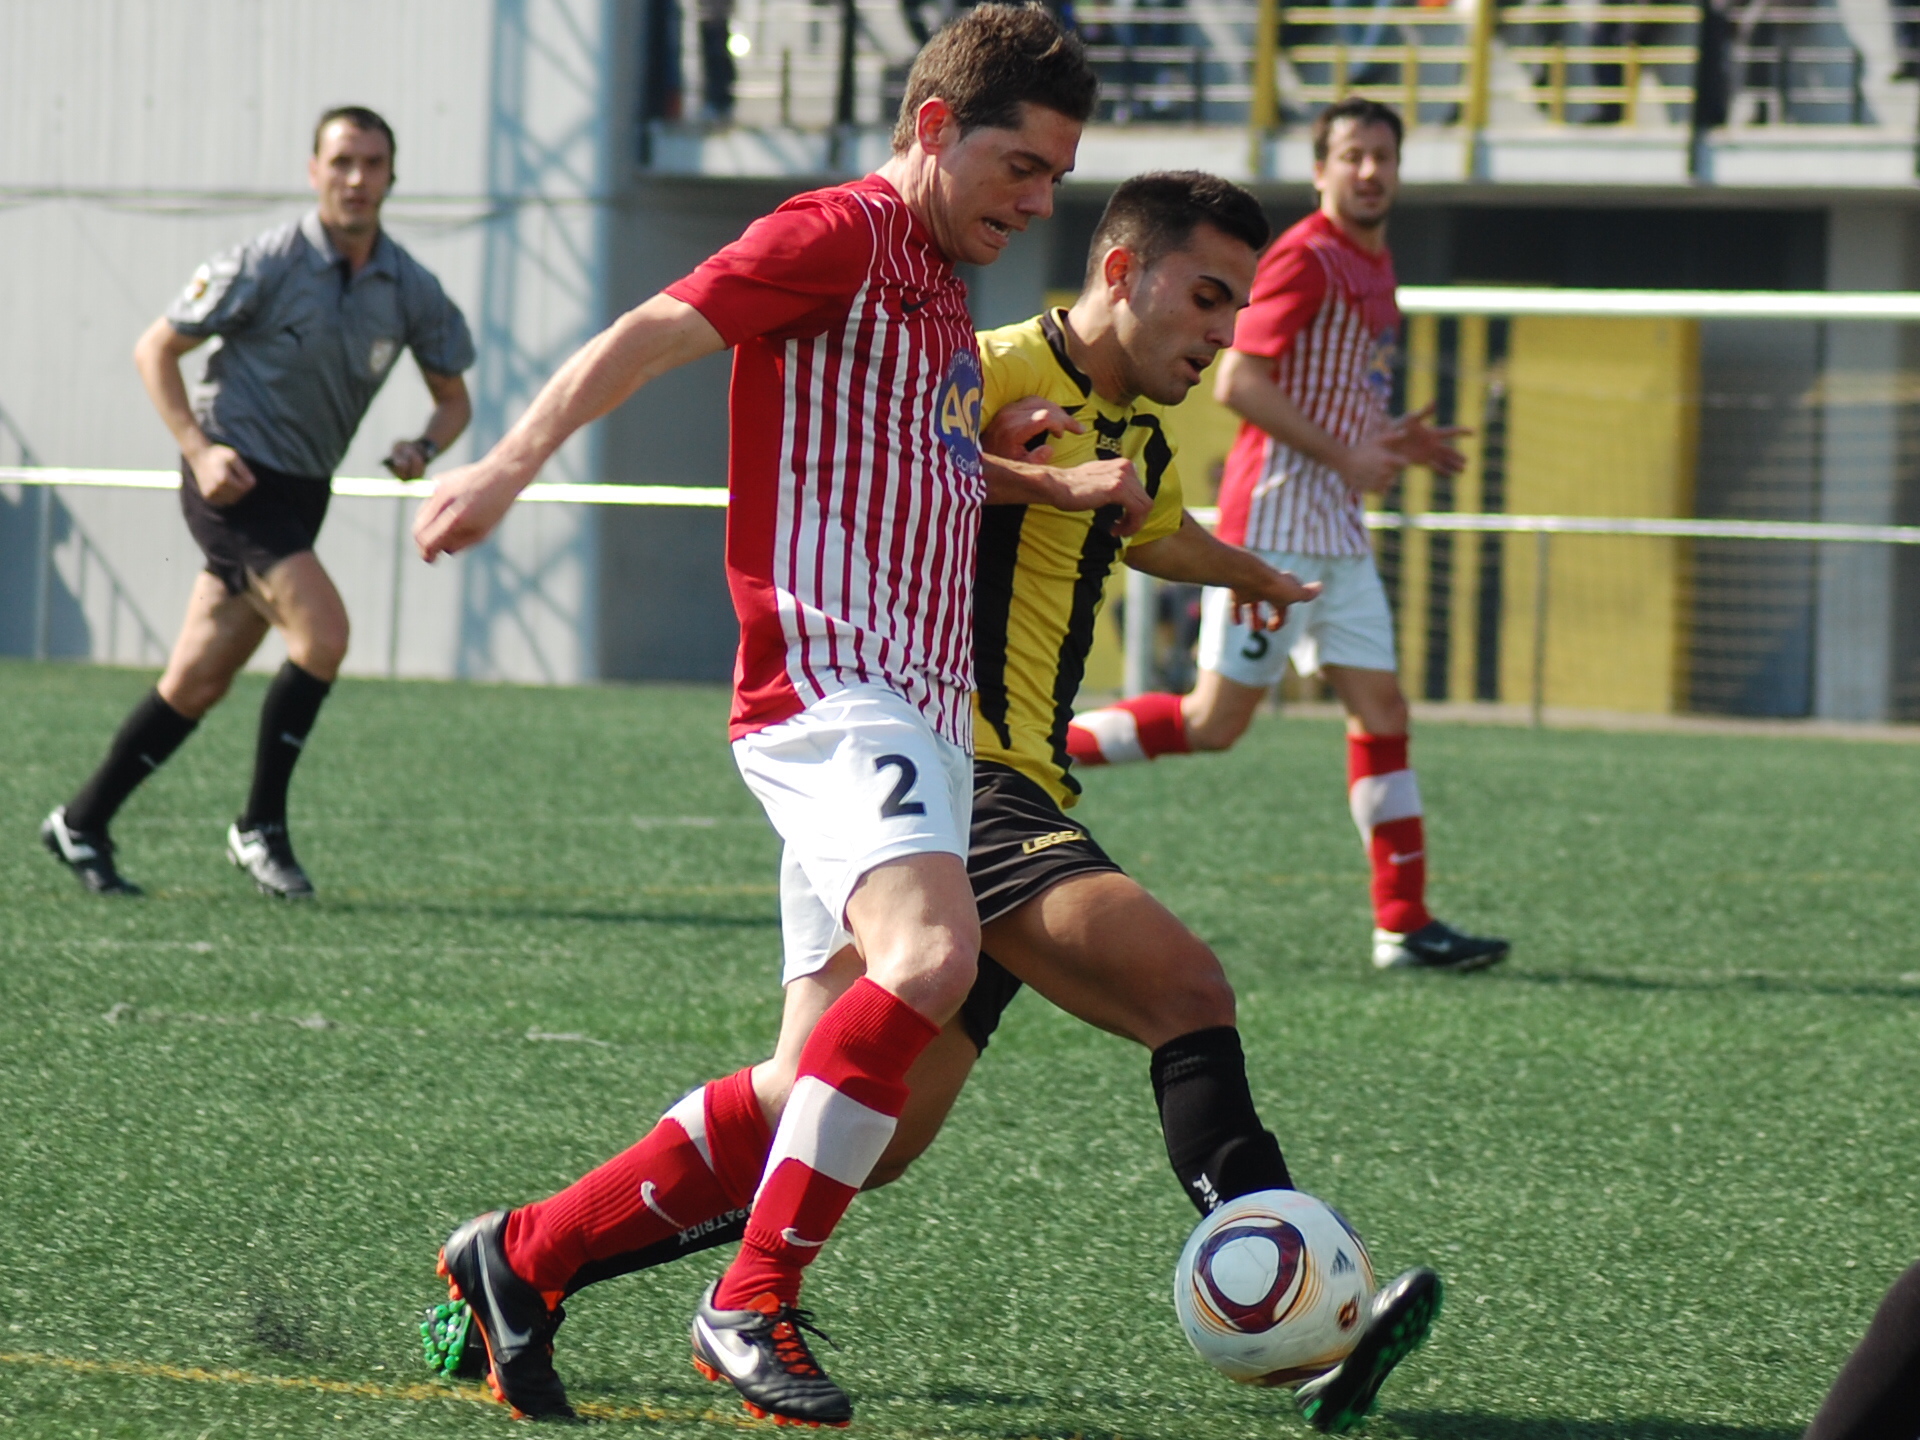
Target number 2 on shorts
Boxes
[875,754,927,819]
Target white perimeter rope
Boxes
[6,468,1915,545]
[1397,287,1920,321]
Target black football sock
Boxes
[239,661,332,829]
[562,1209,749,1297]
[1151,1025,1293,1216]
[1805,1258,1920,1440]
[65,689,199,833]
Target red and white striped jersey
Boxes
[666,175,985,749]
[1216,211,1399,557]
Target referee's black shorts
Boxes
[179,454,331,596]
[956,759,1126,1055]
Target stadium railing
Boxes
[673,0,1908,154]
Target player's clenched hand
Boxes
[1049,457,1154,537]
[982,395,1085,465]
[1382,404,1470,476]
[189,445,256,508]
[413,462,523,562]
[1229,563,1321,631]
[384,440,432,481]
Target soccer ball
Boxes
[1172,1189,1376,1386]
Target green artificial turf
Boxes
[2,656,1916,1438]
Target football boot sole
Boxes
[1295,1266,1442,1433]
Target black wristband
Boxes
[414,436,441,462]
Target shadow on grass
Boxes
[1387,1413,1800,1440]
[329,900,779,930]
[1498,969,1920,1003]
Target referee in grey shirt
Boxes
[42,106,475,899]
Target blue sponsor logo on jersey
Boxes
[1366,330,1398,402]
[936,346,983,470]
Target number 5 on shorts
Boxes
[875,755,926,819]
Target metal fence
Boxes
[679,0,1916,142]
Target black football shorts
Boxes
[179,453,331,596]
[957,759,1125,1054]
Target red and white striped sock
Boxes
[1066,693,1191,767]
[1347,733,1432,936]
[504,1065,771,1296]
[713,978,938,1310]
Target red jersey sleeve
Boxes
[665,192,874,348]
[1229,236,1329,359]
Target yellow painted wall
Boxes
[1499,316,1699,713]
[1393,313,1495,700]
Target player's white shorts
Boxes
[732,684,974,985]
[1197,551,1398,686]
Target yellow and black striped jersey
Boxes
[973,309,1186,807]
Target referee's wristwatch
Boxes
[412,436,442,463]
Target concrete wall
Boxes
[0,0,625,683]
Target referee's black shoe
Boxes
[1372,919,1507,972]
[691,1282,852,1428]
[41,808,141,896]
[438,1211,576,1421]
[227,820,315,898]
[1295,1266,1442,1433]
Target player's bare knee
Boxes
[1134,952,1236,1044]
[1186,707,1249,753]
[1174,967,1238,1034]
[1358,693,1409,737]
[292,623,349,679]
[162,661,234,718]
[1183,685,1257,752]
[163,679,224,720]
[907,943,978,1021]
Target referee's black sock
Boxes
[1805,1258,1920,1440]
[239,661,332,830]
[66,689,198,833]
[1150,1026,1293,1216]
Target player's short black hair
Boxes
[1084,171,1270,284]
[1311,97,1402,160]
[891,3,1098,153]
[313,105,397,165]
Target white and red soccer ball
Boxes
[1173,1189,1375,1385]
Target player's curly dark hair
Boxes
[1085,171,1271,282]
[1310,97,1402,160]
[891,3,1098,153]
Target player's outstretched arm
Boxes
[1216,348,1405,497]
[1380,403,1470,476]
[979,394,1153,536]
[414,295,724,560]
[1125,513,1320,629]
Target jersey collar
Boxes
[1038,308,1092,399]
[299,210,397,282]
